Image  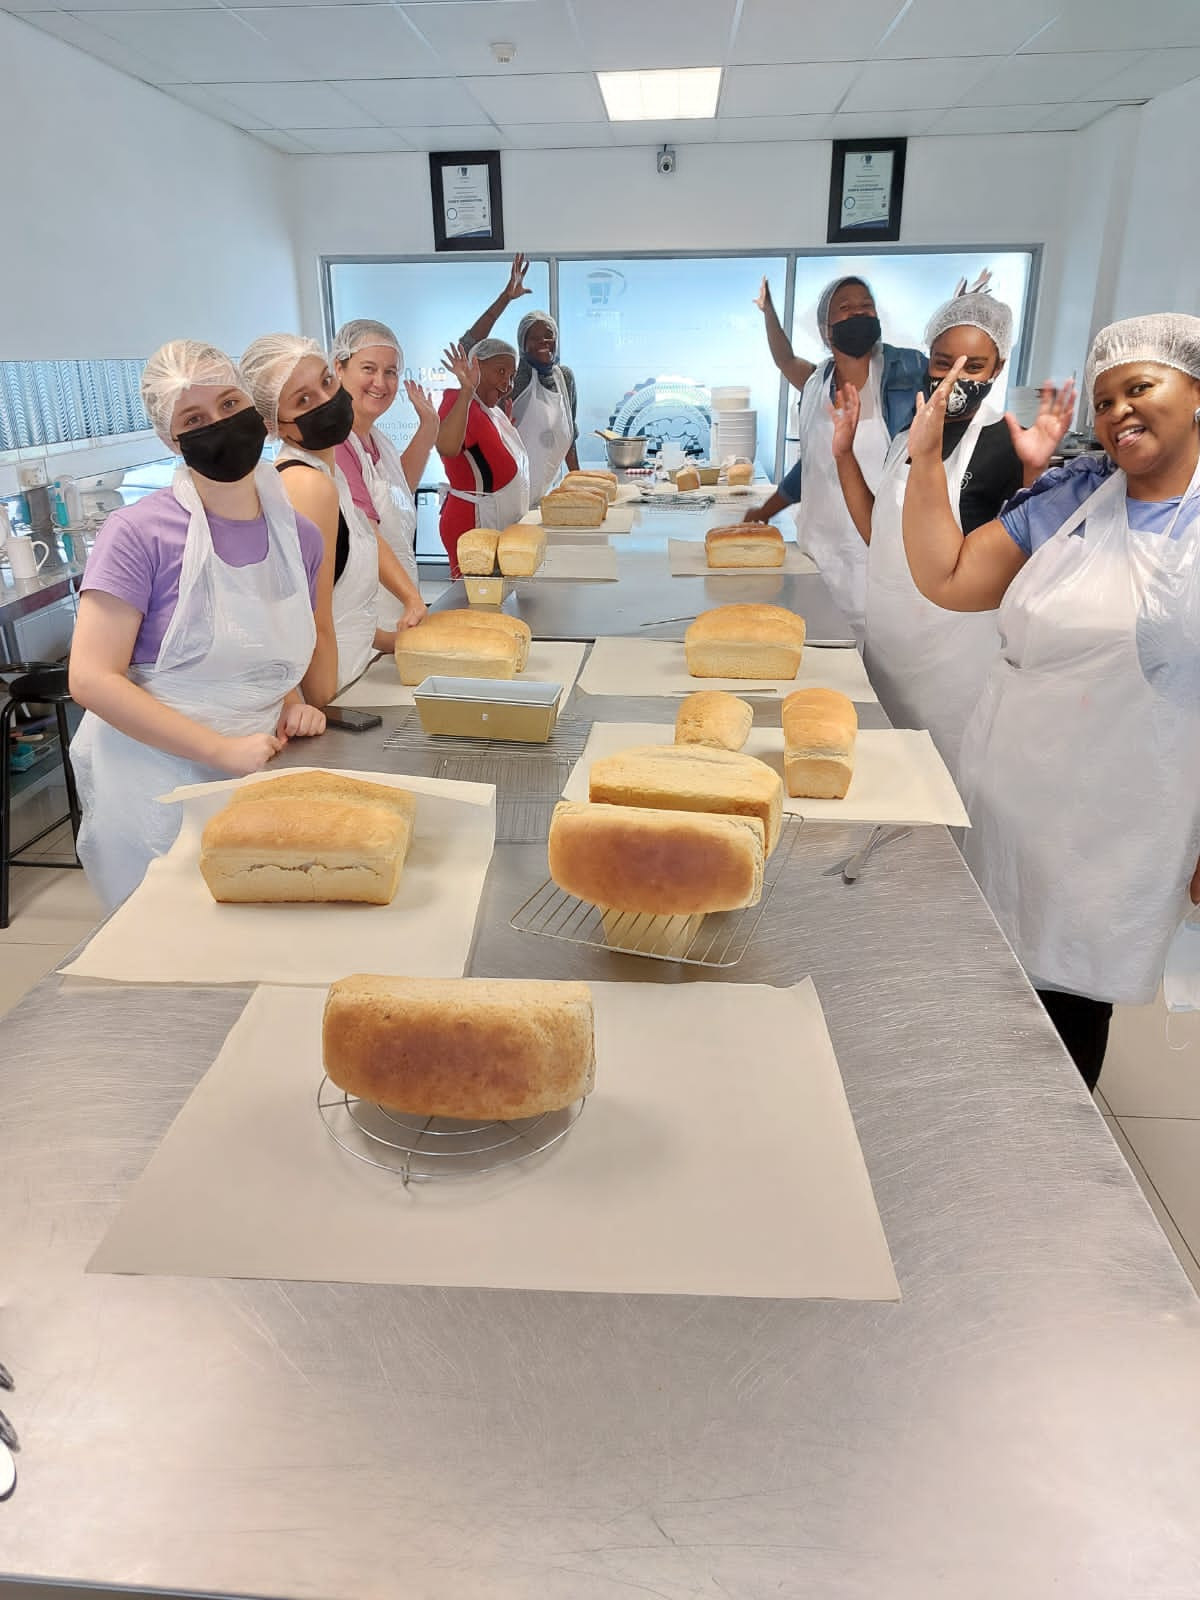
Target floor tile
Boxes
[0,865,101,947]
[1098,989,1200,1119]
[0,940,70,1018]
[1116,1116,1200,1290]
[26,818,77,859]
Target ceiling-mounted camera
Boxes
[657,146,676,175]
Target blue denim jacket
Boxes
[777,343,926,505]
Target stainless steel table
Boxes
[4,597,1200,1598]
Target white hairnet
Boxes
[1084,313,1200,402]
[517,310,557,351]
[240,333,323,433]
[816,275,874,346]
[140,340,244,443]
[924,290,1013,362]
[331,318,402,366]
[474,338,518,365]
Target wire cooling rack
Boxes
[510,813,803,967]
[317,1081,585,1186]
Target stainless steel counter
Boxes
[4,531,1200,1599]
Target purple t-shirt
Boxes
[82,487,324,664]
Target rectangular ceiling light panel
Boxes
[597,66,721,120]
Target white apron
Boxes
[71,464,317,912]
[279,442,378,687]
[959,462,1200,1005]
[445,402,532,547]
[346,428,419,629]
[864,406,1000,777]
[795,353,891,641]
[512,368,573,506]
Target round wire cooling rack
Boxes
[316,1079,586,1187]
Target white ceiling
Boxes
[8,0,1200,154]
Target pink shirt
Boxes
[335,433,381,526]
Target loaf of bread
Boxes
[685,604,806,680]
[705,525,785,569]
[200,796,412,904]
[395,621,519,684]
[322,975,596,1119]
[549,800,764,915]
[497,524,546,577]
[561,470,617,503]
[458,528,499,576]
[588,743,784,855]
[541,487,607,527]
[674,690,754,752]
[782,688,858,799]
[727,462,754,487]
[405,609,531,670]
[229,770,417,824]
[675,466,702,494]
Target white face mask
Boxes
[1163,904,1200,1013]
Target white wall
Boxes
[1111,76,1200,322]
[0,10,301,361]
[286,132,1075,378]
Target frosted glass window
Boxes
[557,256,787,475]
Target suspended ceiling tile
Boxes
[1085,47,1200,102]
[875,0,1060,59]
[968,50,1146,106]
[392,123,511,149]
[841,54,1000,112]
[1026,0,1200,53]
[329,75,494,124]
[925,103,1059,136]
[280,125,418,152]
[715,113,831,142]
[158,80,272,128]
[1033,100,1130,132]
[252,128,316,152]
[18,9,180,77]
[720,61,861,118]
[571,0,738,72]
[230,5,441,79]
[730,0,905,64]
[826,108,941,138]
[497,121,614,147]
[399,0,587,75]
[460,71,606,123]
[71,7,311,83]
[211,77,380,127]
[605,118,721,146]
[40,0,222,9]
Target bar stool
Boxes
[1,662,83,930]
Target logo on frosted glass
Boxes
[586,269,627,309]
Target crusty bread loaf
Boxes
[458,528,500,576]
[395,622,519,684]
[675,466,702,494]
[541,487,607,528]
[322,975,596,1119]
[200,797,411,904]
[782,688,857,799]
[705,525,785,569]
[228,771,417,827]
[685,604,806,680]
[418,608,531,670]
[497,524,546,577]
[674,690,754,752]
[549,800,764,915]
[561,470,617,503]
[727,462,754,487]
[588,743,784,854]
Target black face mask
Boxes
[926,373,995,418]
[291,385,355,450]
[176,406,267,482]
[829,314,881,358]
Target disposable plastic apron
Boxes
[71,464,316,912]
[446,402,532,534]
[795,354,890,641]
[511,368,573,506]
[864,406,999,777]
[958,463,1200,1004]
[346,428,419,629]
[279,442,378,687]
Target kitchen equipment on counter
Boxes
[412,676,563,743]
[712,407,758,464]
[4,536,51,589]
[710,385,751,409]
[595,431,648,469]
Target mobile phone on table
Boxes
[323,708,382,732]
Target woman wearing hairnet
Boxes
[904,313,1200,1087]
[745,275,925,639]
[67,341,327,910]
[436,337,530,577]
[459,254,580,503]
[331,318,438,627]
[831,286,1025,776]
[241,334,426,706]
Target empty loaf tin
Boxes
[413,676,563,742]
[463,576,507,606]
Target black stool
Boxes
[1,662,83,930]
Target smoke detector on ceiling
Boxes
[491,41,517,64]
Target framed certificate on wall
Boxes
[429,150,505,253]
[827,138,907,245]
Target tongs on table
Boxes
[832,825,913,884]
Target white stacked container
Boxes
[709,384,757,466]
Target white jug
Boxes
[6,534,51,589]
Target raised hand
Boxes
[1003,378,1077,477]
[908,357,965,463]
[404,380,439,427]
[754,276,774,313]
[829,382,861,459]
[442,343,480,394]
[504,252,532,302]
